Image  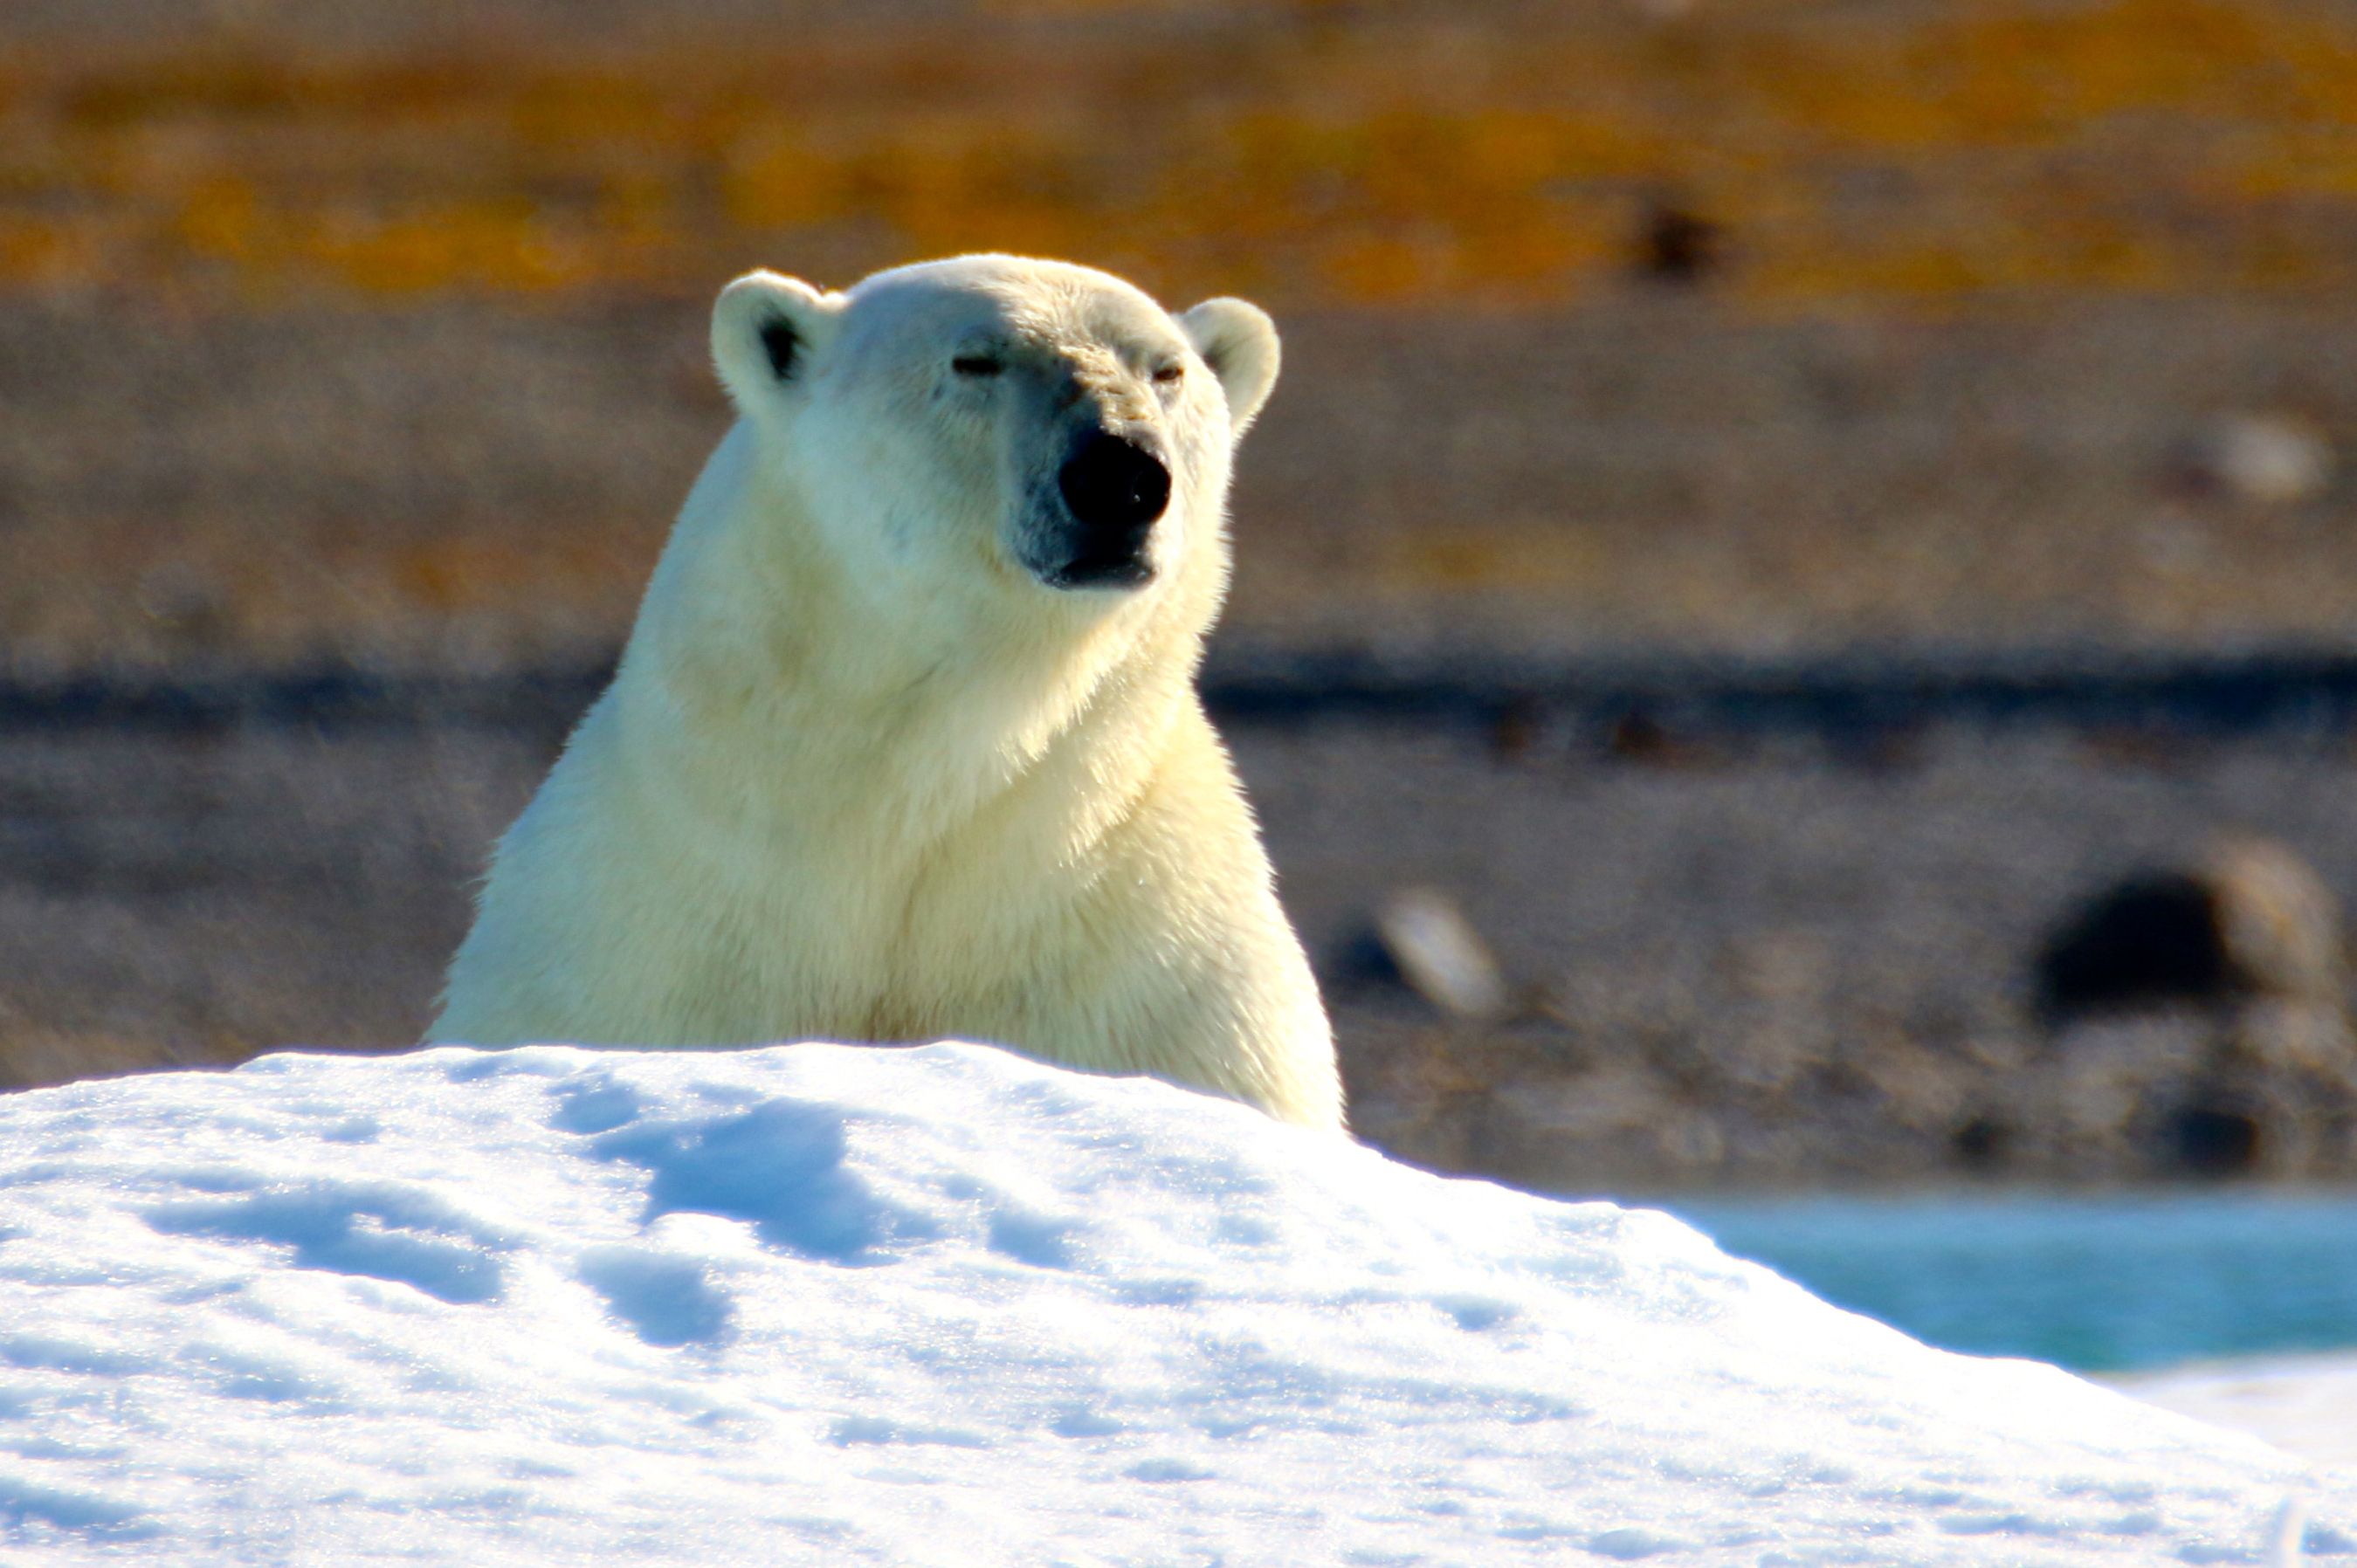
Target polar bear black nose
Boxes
[1059,432,1169,534]
[1046,432,1170,590]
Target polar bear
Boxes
[430,255,1343,1130]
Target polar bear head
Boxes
[706,255,1278,631]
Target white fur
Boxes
[431,255,1342,1130]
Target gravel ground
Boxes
[0,721,535,1086]
[8,294,2357,679]
[1244,712,2357,1189]
[7,692,2357,1191]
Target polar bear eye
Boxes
[951,354,1003,378]
[1151,362,1184,385]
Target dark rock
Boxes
[1952,1114,2009,1171]
[2035,838,2343,1021]
[1638,203,1723,285]
[2037,873,2231,1018]
[1602,708,1721,768]
[2167,1101,2263,1177]
[1487,693,1547,760]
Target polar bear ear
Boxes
[1178,297,1280,438]
[711,270,845,411]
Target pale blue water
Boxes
[1668,1191,2357,1373]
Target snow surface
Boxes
[0,1041,2350,1566]
[2115,1356,2357,1473]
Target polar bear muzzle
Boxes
[1037,430,1171,590]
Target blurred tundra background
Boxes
[8,0,2357,1189]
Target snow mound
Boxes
[0,1042,2347,1565]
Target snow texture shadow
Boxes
[829,1414,988,1448]
[987,1207,1082,1269]
[0,1474,158,1541]
[548,1076,643,1136]
[577,1247,734,1348]
[145,1179,511,1305]
[593,1100,934,1264]
[0,1336,152,1377]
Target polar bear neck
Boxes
[603,421,1204,866]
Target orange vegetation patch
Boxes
[1,0,2354,310]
